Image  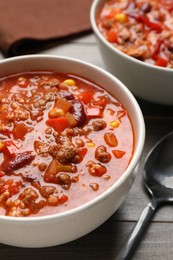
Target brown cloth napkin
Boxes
[0,0,93,57]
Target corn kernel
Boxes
[110,120,120,128]
[115,13,127,23]
[0,141,4,151]
[18,77,26,81]
[49,108,64,117]
[87,142,95,148]
[62,79,76,86]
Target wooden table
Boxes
[1,34,173,260]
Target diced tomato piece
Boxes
[54,97,71,114]
[136,15,162,33]
[46,117,69,132]
[146,20,162,33]
[77,91,93,104]
[44,160,60,183]
[155,57,168,67]
[0,171,4,178]
[86,106,103,118]
[59,194,68,204]
[44,160,75,184]
[112,150,125,159]
[77,147,88,162]
[13,123,29,140]
[65,112,77,127]
[104,132,118,147]
[152,39,164,60]
[107,30,118,43]
[2,140,20,157]
[95,165,107,177]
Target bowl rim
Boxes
[90,0,173,73]
[0,54,145,223]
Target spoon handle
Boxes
[115,199,159,260]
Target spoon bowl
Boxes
[116,131,173,259]
[144,132,173,201]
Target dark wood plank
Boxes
[0,220,173,260]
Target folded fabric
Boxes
[0,0,93,57]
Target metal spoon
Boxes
[116,131,173,260]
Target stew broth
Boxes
[0,71,134,217]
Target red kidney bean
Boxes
[1,151,35,174]
[141,3,152,13]
[168,45,173,52]
[70,100,86,126]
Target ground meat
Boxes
[34,141,50,155]
[95,145,111,163]
[7,206,30,217]
[127,24,143,44]
[33,99,46,108]
[121,42,151,60]
[45,92,57,102]
[40,78,60,88]
[86,161,107,177]
[6,108,29,121]
[92,120,107,131]
[75,138,85,147]
[38,162,48,171]
[75,127,88,136]
[90,183,99,191]
[65,128,77,137]
[47,195,59,205]
[58,135,72,146]
[49,144,61,157]
[19,187,38,206]
[57,173,71,190]
[49,144,79,164]
[40,186,56,199]
[18,187,45,214]
[118,28,131,44]
[57,145,78,164]
[0,190,10,203]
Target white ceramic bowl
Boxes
[90,0,173,105]
[0,55,145,248]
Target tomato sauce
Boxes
[97,0,173,68]
[0,71,134,217]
